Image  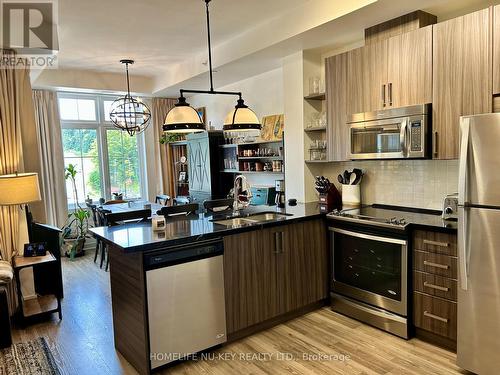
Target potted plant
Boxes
[61,164,90,259]
[159,133,183,144]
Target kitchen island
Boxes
[90,203,328,375]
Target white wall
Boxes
[189,68,284,188]
[282,52,306,202]
[321,160,458,210]
[188,68,284,129]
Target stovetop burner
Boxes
[327,205,413,229]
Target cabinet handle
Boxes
[423,281,449,292]
[423,239,449,248]
[274,232,283,254]
[382,84,386,107]
[423,260,449,270]
[424,311,448,323]
[388,82,393,106]
[433,132,438,157]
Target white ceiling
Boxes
[57,0,308,76]
[37,0,500,96]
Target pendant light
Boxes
[109,59,152,136]
[163,0,261,133]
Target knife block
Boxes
[318,185,342,213]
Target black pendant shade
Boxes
[163,0,261,133]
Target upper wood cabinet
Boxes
[345,26,432,116]
[387,26,433,108]
[326,53,348,161]
[346,41,387,116]
[432,8,491,159]
[493,5,500,95]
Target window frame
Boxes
[58,92,148,207]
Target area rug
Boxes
[0,337,60,375]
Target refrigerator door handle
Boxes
[459,207,469,291]
[458,117,470,205]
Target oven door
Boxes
[349,118,408,160]
[330,227,408,316]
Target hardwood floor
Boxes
[10,250,465,375]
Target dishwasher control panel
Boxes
[145,240,224,269]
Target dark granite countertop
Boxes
[89,202,324,253]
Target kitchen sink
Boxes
[212,212,292,227]
[244,212,291,222]
[211,218,255,227]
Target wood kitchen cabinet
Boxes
[432,8,491,159]
[276,220,328,313]
[387,26,432,108]
[223,230,278,334]
[346,41,387,116]
[325,53,349,161]
[412,229,458,350]
[493,5,500,95]
[223,219,328,336]
[345,26,432,116]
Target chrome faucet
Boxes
[233,175,252,213]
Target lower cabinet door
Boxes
[279,220,328,313]
[414,291,457,340]
[223,230,278,334]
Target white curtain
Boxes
[0,50,41,312]
[151,98,176,197]
[32,90,68,227]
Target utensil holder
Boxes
[342,184,361,208]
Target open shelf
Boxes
[22,294,59,317]
[220,139,283,148]
[13,253,56,269]
[304,127,327,133]
[238,156,283,161]
[221,169,239,173]
[305,160,331,164]
[239,171,284,175]
[304,93,326,101]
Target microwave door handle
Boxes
[400,120,407,156]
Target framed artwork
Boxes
[196,107,206,124]
[260,114,284,140]
[178,171,187,182]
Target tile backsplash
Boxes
[322,160,459,210]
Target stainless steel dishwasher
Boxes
[144,239,226,370]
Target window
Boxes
[58,93,147,207]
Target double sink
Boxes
[212,212,292,228]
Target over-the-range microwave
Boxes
[347,104,431,160]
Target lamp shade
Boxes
[163,97,205,133]
[0,173,41,205]
[223,99,261,132]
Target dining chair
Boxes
[203,198,234,213]
[156,203,199,218]
[86,203,102,264]
[101,209,151,271]
[155,194,171,206]
[173,196,191,205]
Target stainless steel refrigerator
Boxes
[457,114,500,374]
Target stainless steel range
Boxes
[327,206,412,338]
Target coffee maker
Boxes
[275,180,285,208]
